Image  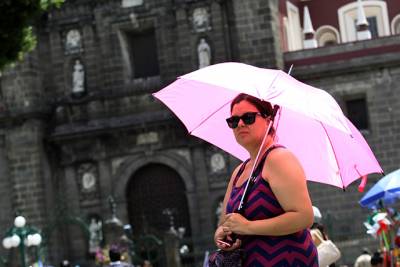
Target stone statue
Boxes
[88,218,103,253]
[197,38,211,69]
[108,195,117,219]
[72,59,85,94]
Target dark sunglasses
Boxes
[226,112,265,129]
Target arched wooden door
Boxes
[126,163,192,238]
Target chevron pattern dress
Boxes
[226,151,318,266]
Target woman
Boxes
[214,93,318,266]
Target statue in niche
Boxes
[88,217,103,254]
[65,29,82,53]
[197,38,211,69]
[72,59,85,94]
[193,7,211,32]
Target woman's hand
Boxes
[214,225,241,251]
[222,213,249,235]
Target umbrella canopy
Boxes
[153,62,382,188]
[360,169,400,208]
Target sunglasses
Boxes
[226,112,265,129]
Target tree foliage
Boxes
[0,0,64,70]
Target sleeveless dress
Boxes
[226,146,318,267]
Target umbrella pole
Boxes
[238,119,274,210]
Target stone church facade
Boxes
[0,0,399,266]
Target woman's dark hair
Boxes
[230,93,275,135]
[60,260,71,267]
[311,222,328,240]
[230,93,273,117]
[109,247,121,262]
[371,251,383,265]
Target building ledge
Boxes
[50,110,176,140]
[284,35,400,77]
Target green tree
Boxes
[0,0,64,70]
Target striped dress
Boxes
[226,148,318,267]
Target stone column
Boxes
[1,50,49,229]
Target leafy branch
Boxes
[0,0,64,70]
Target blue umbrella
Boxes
[360,169,400,208]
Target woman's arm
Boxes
[223,148,314,236]
[214,164,242,250]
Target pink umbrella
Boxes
[153,62,382,188]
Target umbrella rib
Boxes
[261,71,282,101]
[188,99,233,134]
[319,122,345,190]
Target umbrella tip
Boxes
[358,175,368,192]
[287,64,294,75]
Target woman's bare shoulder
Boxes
[262,146,305,181]
[266,146,301,166]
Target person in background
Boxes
[60,260,71,267]
[310,206,337,267]
[142,260,153,267]
[108,246,134,267]
[370,251,383,267]
[354,248,371,267]
[310,206,329,246]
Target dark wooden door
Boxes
[126,163,192,237]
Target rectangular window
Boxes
[354,16,378,38]
[345,97,369,130]
[128,29,160,78]
[366,16,378,38]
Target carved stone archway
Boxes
[126,163,192,236]
[111,151,196,235]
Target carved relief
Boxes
[192,7,211,32]
[136,131,159,145]
[77,162,98,194]
[122,0,143,8]
[65,29,83,54]
[210,153,226,173]
[205,147,230,185]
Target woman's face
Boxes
[230,100,268,148]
